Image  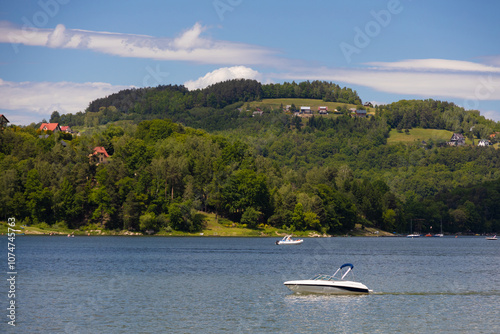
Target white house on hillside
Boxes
[300,106,312,114]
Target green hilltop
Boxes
[3,79,500,236]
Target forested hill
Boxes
[52,79,499,136]
[3,80,500,236]
[51,80,362,129]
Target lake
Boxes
[2,236,499,333]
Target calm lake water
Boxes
[2,236,499,333]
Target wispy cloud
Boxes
[0,21,277,65]
[477,55,500,67]
[365,59,500,73]
[0,78,132,125]
[277,59,500,103]
[184,66,262,90]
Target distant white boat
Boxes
[486,235,497,240]
[276,235,303,245]
[284,263,371,295]
[407,219,420,238]
[434,219,444,237]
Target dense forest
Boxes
[3,80,500,235]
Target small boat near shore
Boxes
[407,233,421,238]
[433,220,444,237]
[486,235,497,240]
[284,263,371,295]
[276,235,303,245]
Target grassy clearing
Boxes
[0,221,72,235]
[247,98,375,114]
[351,224,394,237]
[156,212,283,237]
[387,128,456,144]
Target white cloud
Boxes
[172,22,207,50]
[184,66,262,90]
[277,60,500,102]
[0,21,277,65]
[273,58,500,121]
[0,78,133,125]
[47,23,71,48]
[366,59,500,73]
[481,110,500,121]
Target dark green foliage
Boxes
[168,202,204,232]
[59,80,363,130]
[220,169,271,222]
[262,80,361,104]
[136,119,176,142]
[2,87,500,235]
[379,99,500,134]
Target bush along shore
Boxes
[0,214,393,237]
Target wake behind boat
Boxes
[284,263,371,295]
[276,235,303,245]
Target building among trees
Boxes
[89,146,110,165]
[0,114,9,130]
[39,123,61,132]
[448,133,466,146]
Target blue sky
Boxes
[1,0,500,125]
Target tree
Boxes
[89,185,114,226]
[168,202,204,232]
[304,211,320,230]
[240,207,261,228]
[139,212,157,232]
[220,169,271,222]
[292,203,306,231]
[50,111,61,123]
[54,178,82,226]
[292,115,302,131]
[382,209,396,231]
[136,119,175,142]
[24,169,53,224]
[122,191,141,230]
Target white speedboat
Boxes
[284,263,371,295]
[486,235,497,240]
[407,233,421,238]
[276,235,303,245]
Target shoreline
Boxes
[1,225,394,238]
[1,218,395,238]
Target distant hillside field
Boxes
[387,128,457,144]
[249,98,374,113]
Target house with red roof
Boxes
[60,126,73,134]
[318,106,328,114]
[39,123,61,132]
[0,114,9,130]
[89,146,110,165]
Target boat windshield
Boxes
[312,264,355,281]
[311,274,339,281]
